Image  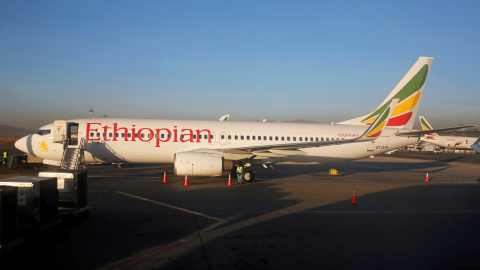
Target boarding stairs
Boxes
[60,138,85,171]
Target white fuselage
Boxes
[421,136,477,150]
[16,118,418,165]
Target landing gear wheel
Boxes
[244,170,254,183]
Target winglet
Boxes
[419,116,438,136]
[356,98,399,141]
[219,114,230,121]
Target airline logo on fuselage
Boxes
[86,123,212,147]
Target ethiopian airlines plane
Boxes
[419,116,478,150]
[16,57,463,181]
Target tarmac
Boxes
[1,151,480,269]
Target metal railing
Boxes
[60,137,85,171]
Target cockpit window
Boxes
[35,129,51,136]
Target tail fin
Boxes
[338,57,434,129]
[419,116,438,136]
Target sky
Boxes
[1,0,479,130]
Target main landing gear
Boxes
[231,167,255,183]
[243,169,254,182]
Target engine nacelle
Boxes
[174,152,231,176]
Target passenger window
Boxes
[228,135,231,140]
[241,136,244,140]
[275,136,278,141]
[221,135,225,140]
[90,132,94,137]
[235,135,238,140]
[247,136,250,140]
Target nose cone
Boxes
[15,135,31,154]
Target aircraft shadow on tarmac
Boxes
[2,166,480,270]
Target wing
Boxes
[195,99,398,159]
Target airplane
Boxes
[419,116,478,150]
[15,57,470,181]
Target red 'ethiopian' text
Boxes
[85,123,212,147]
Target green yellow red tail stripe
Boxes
[361,64,429,127]
[360,99,398,139]
[419,116,438,136]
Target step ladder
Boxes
[60,138,85,171]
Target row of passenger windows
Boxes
[89,132,344,142]
[221,135,344,142]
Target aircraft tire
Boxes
[244,170,254,183]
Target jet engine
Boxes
[174,152,232,176]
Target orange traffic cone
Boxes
[184,174,188,186]
[163,166,167,184]
[426,172,429,182]
[351,189,357,205]
[228,174,231,186]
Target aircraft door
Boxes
[53,120,67,143]
[367,141,375,151]
[219,132,227,145]
[67,123,79,146]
